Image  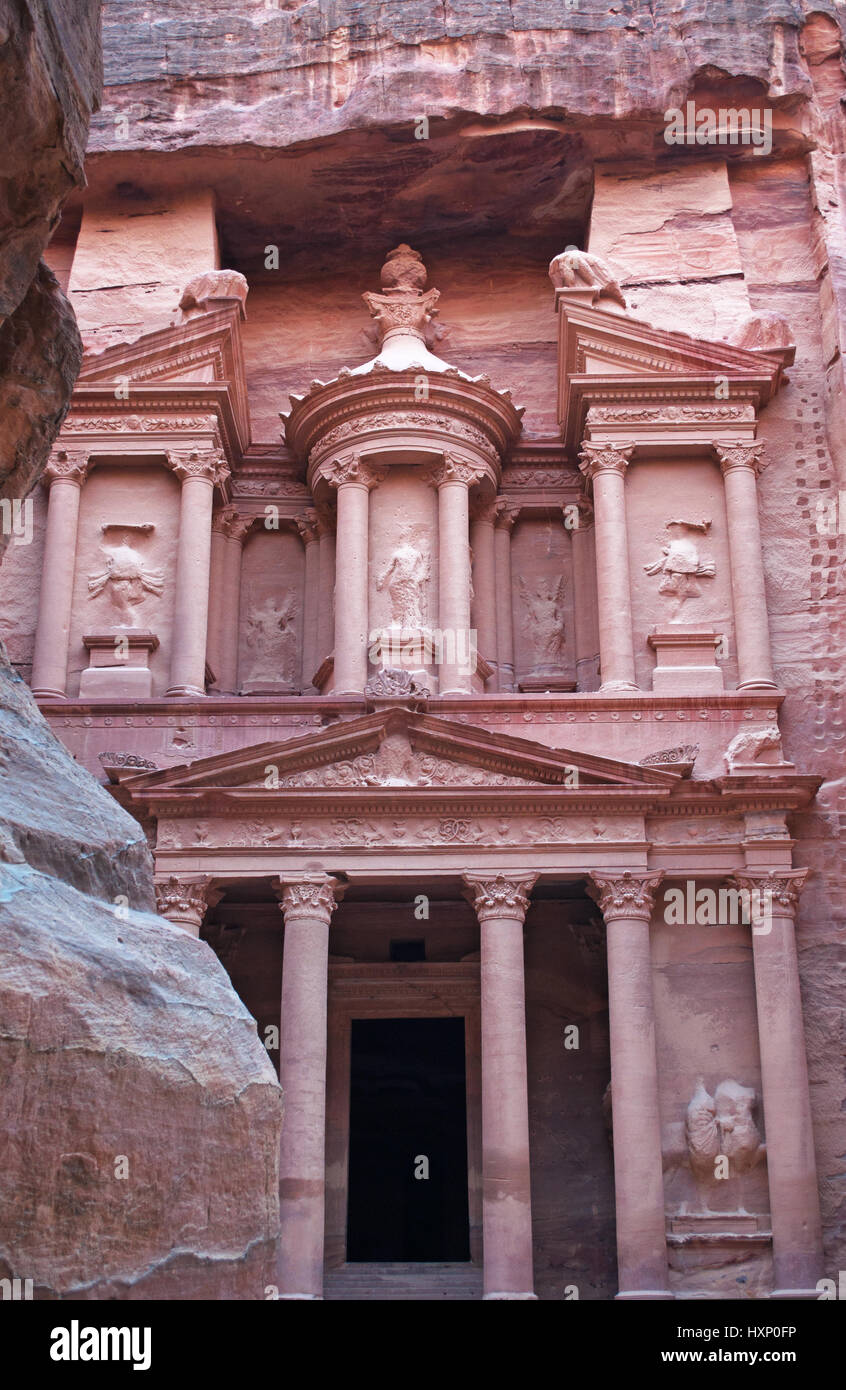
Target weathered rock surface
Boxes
[0,0,284,1301]
[0,0,101,324]
[0,860,282,1299]
[0,263,82,560]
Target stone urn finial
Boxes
[379,244,428,294]
[363,244,440,346]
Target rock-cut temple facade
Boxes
[1,85,843,1297]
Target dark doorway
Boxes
[346,1017,471,1262]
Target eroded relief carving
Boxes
[519,575,566,672]
[375,532,430,627]
[243,593,298,686]
[548,247,626,307]
[661,1078,768,1219]
[724,726,785,772]
[87,524,164,625]
[643,519,715,617]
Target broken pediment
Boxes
[555,299,792,450]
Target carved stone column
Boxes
[315,506,336,676]
[715,443,776,691]
[463,872,537,1300]
[318,454,384,696]
[296,510,320,690]
[427,454,484,696]
[569,496,600,691]
[729,868,823,1295]
[166,449,230,697]
[587,869,671,1299]
[470,495,499,689]
[207,506,235,689]
[274,873,346,1298]
[31,449,90,698]
[154,874,223,936]
[217,512,250,695]
[493,502,517,692]
[578,443,638,692]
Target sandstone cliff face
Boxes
[0,2,284,1300]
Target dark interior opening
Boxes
[389,939,426,961]
[346,1017,471,1262]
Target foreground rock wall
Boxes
[0,2,284,1300]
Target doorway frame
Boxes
[325,962,482,1270]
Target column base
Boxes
[483,1291,538,1300]
[615,1289,675,1301]
[736,679,779,692]
[600,680,639,693]
[165,684,206,698]
[32,688,66,699]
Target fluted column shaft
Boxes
[716,444,776,691]
[579,443,637,692]
[166,450,228,697]
[470,497,498,689]
[588,870,670,1299]
[494,504,517,692]
[731,869,822,1294]
[297,511,320,690]
[319,455,383,696]
[274,873,345,1299]
[31,451,90,698]
[463,872,537,1300]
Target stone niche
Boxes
[510,514,576,691]
[367,466,439,689]
[626,458,738,693]
[237,526,305,693]
[651,904,771,1298]
[68,463,179,699]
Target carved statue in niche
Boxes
[243,592,298,685]
[518,574,566,671]
[87,524,164,625]
[375,529,430,627]
[661,1077,767,1218]
[643,519,715,618]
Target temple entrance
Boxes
[346,1017,471,1262]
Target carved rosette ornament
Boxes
[276,873,346,927]
[45,448,90,486]
[714,442,767,477]
[462,872,538,923]
[578,442,635,482]
[728,868,808,914]
[587,869,665,923]
[317,452,387,491]
[154,875,223,933]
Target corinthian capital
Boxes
[318,452,386,490]
[426,452,487,489]
[587,869,664,923]
[728,868,808,914]
[275,873,346,926]
[154,874,223,928]
[295,508,320,544]
[45,447,90,485]
[462,872,538,924]
[578,442,634,481]
[714,442,767,477]
[168,448,230,486]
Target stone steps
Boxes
[324,1262,483,1301]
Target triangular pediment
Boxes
[117,708,683,799]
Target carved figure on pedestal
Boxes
[518,574,566,672]
[375,533,430,627]
[244,593,298,685]
[662,1077,766,1217]
[87,524,164,626]
[644,519,715,618]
